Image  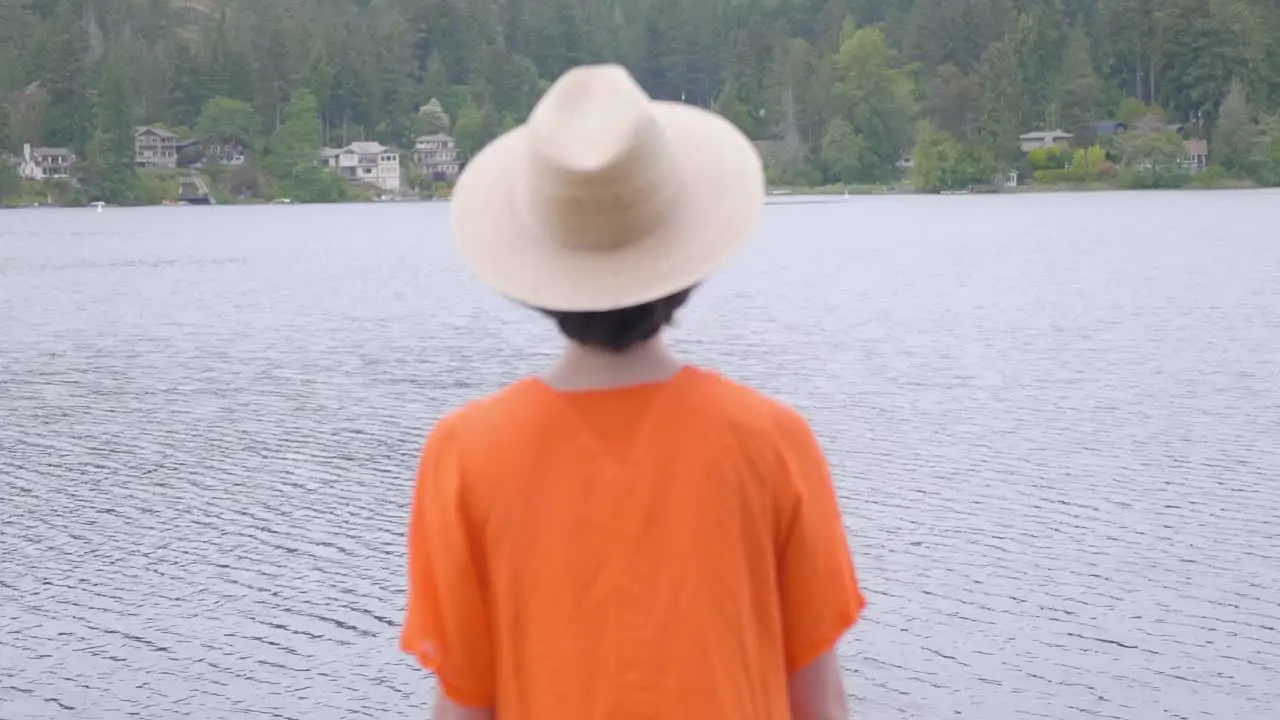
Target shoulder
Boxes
[425,378,543,452]
[415,380,543,509]
[681,367,817,443]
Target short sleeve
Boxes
[400,415,495,708]
[776,410,865,673]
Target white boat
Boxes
[90,201,106,212]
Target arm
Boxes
[432,689,494,720]
[775,409,864,720]
[402,416,497,717]
[788,650,848,720]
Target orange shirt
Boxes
[401,366,864,719]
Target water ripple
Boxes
[2,195,1279,719]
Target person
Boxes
[401,64,865,720]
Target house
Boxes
[1090,119,1131,137]
[1019,130,1074,153]
[1093,121,1128,136]
[412,134,462,181]
[135,126,178,169]
[317,141,401,192]
[18,144,75,181]
[204,141,247,167]
[1181,138,1209,173]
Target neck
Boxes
[542,337,683,392]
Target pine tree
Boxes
[0,100,13,154]
[265,89,322,185]
[1058,27,1101,136]
[88,55,142,204]
[36,0,91,150]
[976,39,1024,161]
[1213,78,1262,173]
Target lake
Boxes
[2,193,1278,720]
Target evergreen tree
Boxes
[976,39,1024,161]
[820,118,865,183]
[0,101,13,154]
[420,51,450,109]
[1058,27,1102,136]
[35,0,92,150]
[1159,0,1266,123]
[1213,78,1264,174]
[1013,2,1067,129]
[265,89,322,185]
[0,154,18,202]
[3,0,1280,196]
[196,97,262,149]
[453,98,485,157]
[926,64,981,138]
[86,55,143,204]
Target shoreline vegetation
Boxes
[4,0,1280,210]
[3,164,1271,210]
[3,176,1268,210]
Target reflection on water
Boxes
[2,194,1279,720]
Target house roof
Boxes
[1093,120,1128,134]
[318,148,343,158]
[1183,138,1209,155]
[1019,130,1074,140]
[415,133,455,143]
[345,141,392,155]
[136,126,177,138]
[32,147,73,156]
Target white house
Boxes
[1181,138,1209,174]
[412,134,462,180]
[204,141,247,167]
[318,141,401,192]
[18,144,75,181]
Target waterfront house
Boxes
[18,144,75,181]
[318,142,401,193]
[136,126,178,169]
[1093,120,1128,137]
[204,141,247,167]
[412,134,462,181]
[1181,138,1209,174]
[1019,130,1074,153]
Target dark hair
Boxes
[540,288,695,353]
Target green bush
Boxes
[1117,168,1190,189]
[1189,166,1231,188]
[1028,146,1070,171]
[1033,167,1104,184]
[1188,166,1256,189]
[288,165,353,203]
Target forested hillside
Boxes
[3,0,1280,202]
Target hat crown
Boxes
[524,65,678,251]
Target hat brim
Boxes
[449,102,765,312]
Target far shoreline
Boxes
[2,181,1271,211]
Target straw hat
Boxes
[450,64,765,312]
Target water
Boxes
[2,193,1278,720]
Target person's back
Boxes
[401,64,864,719]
